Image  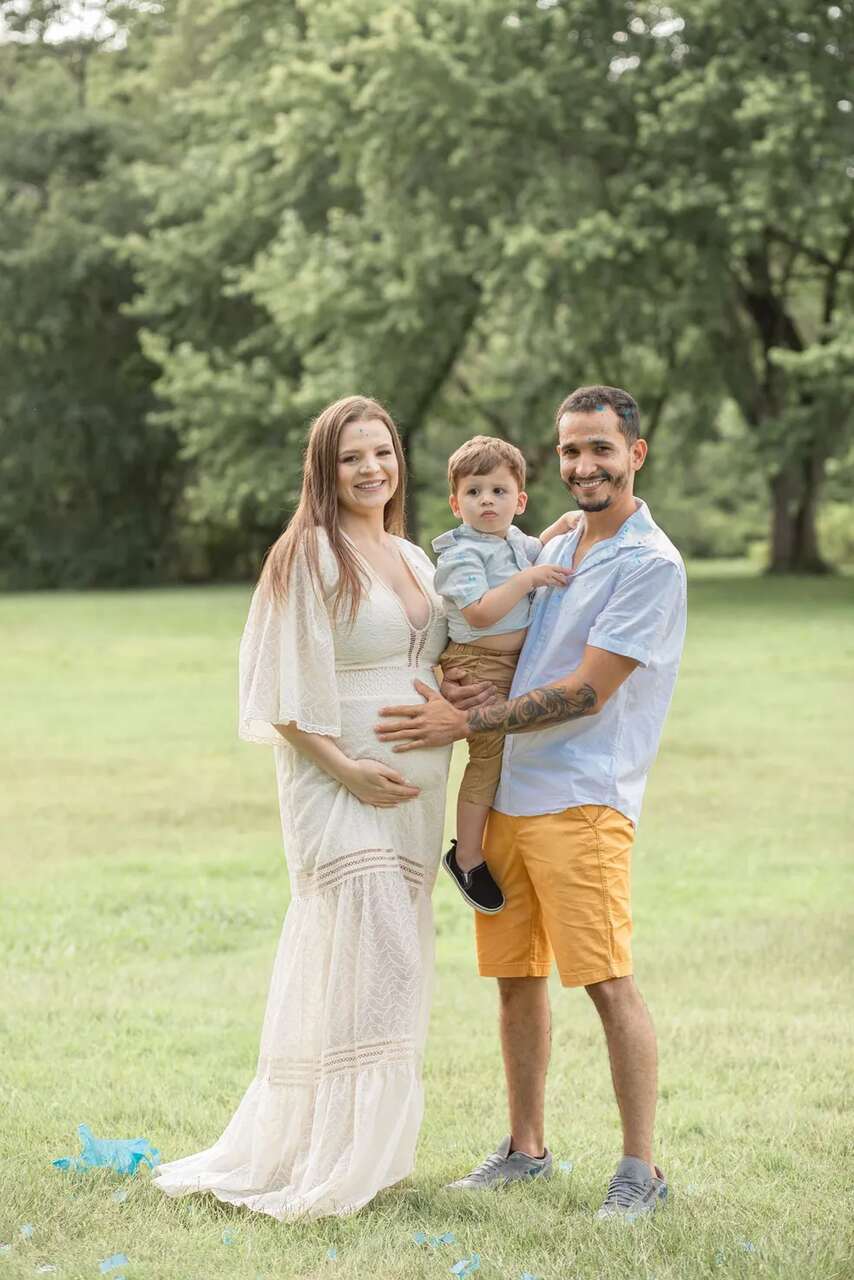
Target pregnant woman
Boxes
[154,396,452,1219]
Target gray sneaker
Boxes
[446,1136,553,1190]
[596,1156,668,1219]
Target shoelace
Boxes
[602,1173,648,1209]
[465,1151,510,1183]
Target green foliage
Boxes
[0,22,180,587]
[1,0,852,583]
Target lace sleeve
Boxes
[238,549,341,745]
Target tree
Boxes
[0,2,181,586]
[125,0,853,571]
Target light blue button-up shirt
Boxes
[493,500,686,826]
[432,523,543,643]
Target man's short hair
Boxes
[555,385,641,444]
[448,435,526,493]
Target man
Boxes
[376,385,686,1218]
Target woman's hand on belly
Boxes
[338,757,422,807]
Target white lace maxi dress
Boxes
[153,534,451,1219]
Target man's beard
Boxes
[564,467,629,511]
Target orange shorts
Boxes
[475,804,636,988]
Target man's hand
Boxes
[376,681,470,752]
[440,665,497,711]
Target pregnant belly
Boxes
[337,666,451,790]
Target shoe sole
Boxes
[441,852,505,914]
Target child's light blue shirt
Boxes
[431,523,542,643]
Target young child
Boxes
[432,436,576,914]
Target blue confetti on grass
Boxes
[326,1247,338,1260]
[99,1255,129,1274]
[740,1241,756,1253]
[451,1256,480,1278]
[53,1124,160,1176]
[0,1244,11,1256]
[558,1159,574,1173]
[19,1226,34,1240]
[222,1229,239,1245]
[415,1232,456,1249]
[714,1250,726,1266]
[521,1273,543,1280]
[111,1188,129,1204]
[35,1267,57,1275]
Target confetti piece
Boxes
[521,1273,543,1280]
[714,1250,726,1266]
[326,1246,338,1259]
[111,1188,129,1204]
[99,1254,129,1274]
[222,1229,239,1245]
[35,1268,58,1275]
[414,1232,456,1249]
[53,1124,160,1176]
[740,1241,756,1253]
[451,1256,480,1278]
[19,1226,34,1239]
[0,1244,11,1256]
[594,404,605,412]
[558,1159,574,1173]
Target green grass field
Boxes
[1,567,853,1280]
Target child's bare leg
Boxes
[456,798,491,873]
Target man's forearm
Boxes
[466,678,597,735]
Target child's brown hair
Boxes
[447,435,526,494]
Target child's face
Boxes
[450,465,527,535]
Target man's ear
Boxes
[516,490,529,514]
[449,492,461,518]
[631,439,648,472]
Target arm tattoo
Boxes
[467,683,598,735]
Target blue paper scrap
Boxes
[35,1268,58,1276]
[326,1247,338,1259]
[741,1241,756,1253]
[414,1232,455,1249]
[222,1229,239,1245]
[19,1225,34,1239]
[451,1256,481,1278]
[54,1124,160,1176]
[521,1273,542,1280]
[558,1159,574,1172]
[112,1188,129,1203]
[99,1253,129,1274]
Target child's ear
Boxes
[449,492,461,518]
[516,490,529,514]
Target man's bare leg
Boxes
[585,975,658,1172]
[498,976,551,1157]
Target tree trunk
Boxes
[767,451,832,574]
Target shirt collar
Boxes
[432,523,512,552]
[562,499,658,568]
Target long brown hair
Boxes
[259,395,408,621]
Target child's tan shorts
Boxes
[439,640,520,806]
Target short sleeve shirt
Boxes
[493,501,687,826]
[431,524,542,643]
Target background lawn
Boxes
[1,566,852,1280]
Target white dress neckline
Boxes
[340,532,432,633]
